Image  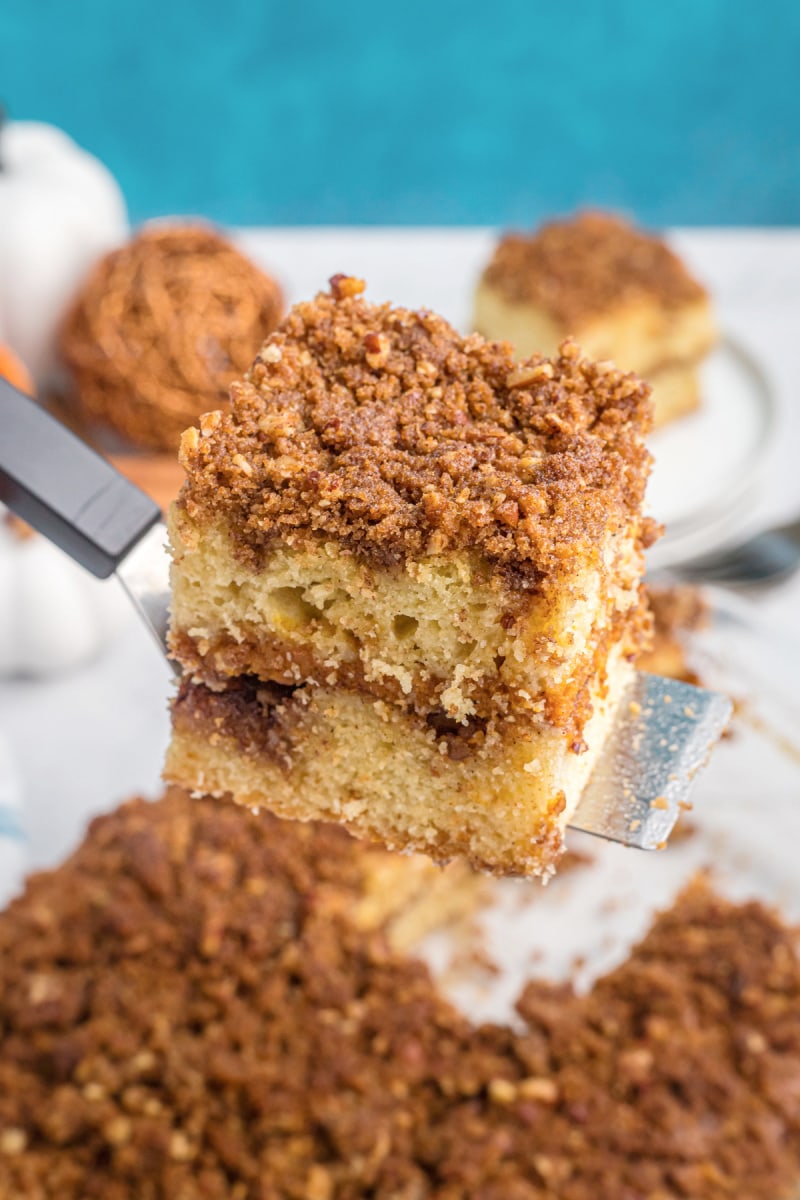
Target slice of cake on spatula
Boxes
[165,276,658,877]
[0,358,734,877]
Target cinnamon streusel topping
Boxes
[482,211,707,324]
[178,278,655,579]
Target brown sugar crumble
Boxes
[3,788,800,1198]
[640,582,710,685]
[482,211,707,325]
[178,276,655,578]
[647,581,710,641]
[171,672,303,768]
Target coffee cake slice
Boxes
[166,276,655,876]
[473,211,717,427]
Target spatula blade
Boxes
[116,521,172,656]
[569,672,732,848]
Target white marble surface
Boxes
[0,731,25,900]
[1,227,799,892]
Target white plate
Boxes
[647,337,776,568]
[419,587,800,1025]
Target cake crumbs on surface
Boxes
[647,581,710,637]
[669,814,699,844]
[177,277,655,579]
[640,582,710,685]
[3,789,800,1198]
[481,210,707,324]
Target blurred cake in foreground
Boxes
[3,788,800,1198]
[474,211,717,428]
[166,276,656,877]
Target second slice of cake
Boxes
[166,276,656,876]
[474,211,718,428]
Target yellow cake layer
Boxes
[169,509,644,728]
[648,360,702,428]
[352,850,487,952]
[473,280,716,393]
[165,650,632,877]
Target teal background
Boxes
[1,0,798,226]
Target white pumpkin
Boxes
[0,729,25,907]
[0,116,129,388]
[0,510,131,677]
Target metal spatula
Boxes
[0,378,732,851]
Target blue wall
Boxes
[2,0,798,226]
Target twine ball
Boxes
[59,224,283,452]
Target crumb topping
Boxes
[482,211,707,324]
[1,790,800,1198]
[178,279,654,581]
[647,582,710,638]
[639,583,710,685]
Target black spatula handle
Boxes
[0,377,161,578]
